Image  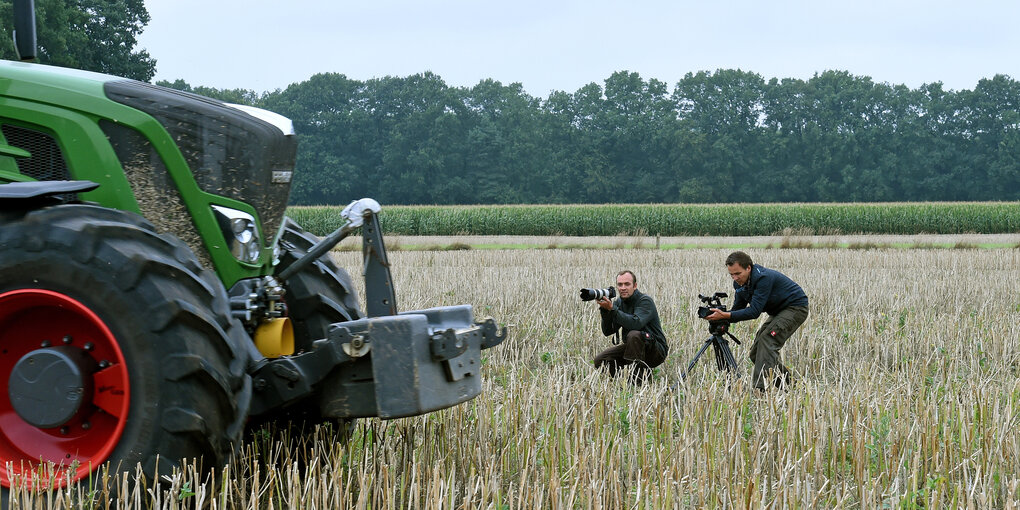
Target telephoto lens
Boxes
[579,286,616,301]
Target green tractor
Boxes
[0,0,504,491]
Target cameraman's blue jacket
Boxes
[729,265,808,322]
[600,289,669,358]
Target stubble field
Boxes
[14,243,1020,509]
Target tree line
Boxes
[165,70,1019,205]
[3,1,1017,205]
[0,0,155,81]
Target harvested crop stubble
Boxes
[324,248,1020,508]
[10,248,1020,508]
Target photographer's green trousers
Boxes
[594,331,667,385]
[749,305,809,391]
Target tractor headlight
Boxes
[212,205,261,263]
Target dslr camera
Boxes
[696,292,729,319]
[579,286,616,302]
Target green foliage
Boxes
[287,202,1020,236]
[616,404,631,434]
[237,69,1020,206]
[178,481,195,501]
[8,0,1016,205]
[866,412,893,472]
[0,0,156,81]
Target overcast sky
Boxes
[137,0,1020,97]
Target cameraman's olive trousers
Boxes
[749,305,809,391]
[594,331,667,385]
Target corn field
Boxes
[287,202,1020,237]
[8,245,1020,508]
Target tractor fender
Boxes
[0,180,99,200]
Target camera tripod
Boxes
[680,321,743,380]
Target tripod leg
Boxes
[681,338,714,381]
[709,335,742,378]
[712,342,726,371]
[719,341,741,377]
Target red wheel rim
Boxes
[0,289,130,489]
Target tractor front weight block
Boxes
[248,305,506,419]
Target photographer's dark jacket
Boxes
[600,290,669,358]
[729,264,808,322]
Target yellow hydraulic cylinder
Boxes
[254,317,294,358]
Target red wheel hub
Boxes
[0,289,129,489]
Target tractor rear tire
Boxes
[0,205,251,492]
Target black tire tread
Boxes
[276,217,362,351]
[0,204,251,480]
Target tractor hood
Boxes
[0,60,297,286]
[103,80,296,247]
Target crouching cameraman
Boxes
[702,251,808,392]
[592,270,669,384]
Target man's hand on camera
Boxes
[597,296,614,310]
[704,308,730,321]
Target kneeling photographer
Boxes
[702,251,809,392]
[587,270,669,385]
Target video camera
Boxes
[682,292,742,380]
[579,286,616,302]
[696,292,728,318]
[697,292,732,337]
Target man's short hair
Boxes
[617,270,637,285]
[725,251,754,269]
